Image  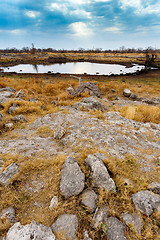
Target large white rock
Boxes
[6,221,55,240]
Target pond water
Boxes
[1,62,145,75]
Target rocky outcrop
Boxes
[73,97,103,111]
[0,163,19,186]
[5,221,55,240]
[12,115,27,122]
[60,156,85,198]
[51,214,78,240]
[85,153,116,191]
[131,190,160,216]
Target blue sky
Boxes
[0,0,160,50]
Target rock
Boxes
[0,113,3,121]
[92,206,108,229]
[29,98,37,102]
[0,207,16,224]
[5,123,14,129]
[0,91,13,99]
[0,87,16,93]
[51,214,78,240]
[54,126,66,140]
[122,212,143,234]
[49,196,58,210]
[73,97,103,111]
[148,182,160,194]
[71,82,101,98]
[60,157,85,198]
[8,103,18,114]
[0,158,3,172]
[123,89,131,97]
[6,221,55,240]
[131,190,160,216]
[83,230,92,240]
[12,115,27,122]
[85,154,116,191]
[130,92,137,100]
[15,90,26,98]
[81,189,97,213]
[0,163,19,186]
[66,86,74,95]
[105,217,127,240]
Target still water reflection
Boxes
[2,62,145,75]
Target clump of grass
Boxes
[36,125,54,138]
[119,104,160,124]
[89,109,106,120]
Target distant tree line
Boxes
[0,46,160,54]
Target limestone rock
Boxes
[49,196,58,210]
[73,97,103,111]
[0,91,13,99]
[51,214,78,240]
[148,182,160,195]
[0,158,3,172]
[8,103,19,114]
[0,207,16,224]
[123,89,131,97]
[12,115,27,122]
[0,163,19,186]
[0,87,16,93]
[5,123,14,129]
[92,206,108,229]
[105,217,127,240]
[122,212,143,234]
[60,156,85,198]
[131,190,160,216]
[130,92,137,100]
[0,113,3,121]
[85,154,116,191]
[54,126,66,140]
[81,189,97,213]
[6,221,55,240]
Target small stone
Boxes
[81,189,97,213]
[131,190,160,216]
[12,115,27,122]
[5,123,14,129]
[6,221,55,240]
[130,92,137,100]
[60,157,85,198]
[49,196,58,210]
[105,217,127,240]
[0,163,19,186]
[29,98,38,102]
[92,206,108,229]
[122,212,143,234]
[123,88,131,97]
[0,91,13,99]
[83,230,92,240]
[0,113,3,121]
[148,182,160,195]
[54,126,66,140]
[51,214,78,240]
[8,103,18,114]
[0,207,16,224]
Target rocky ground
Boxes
[0,84,160,239]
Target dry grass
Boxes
[119,104,160,124]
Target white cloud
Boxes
[25,10,40,18]
[0,29,26,35]
[104,26,122,33]
[70,9,92,19]
[49,3,68,14]
[119,0,160,15]
[69,22,93,37]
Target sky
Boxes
[0,0,160,50]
